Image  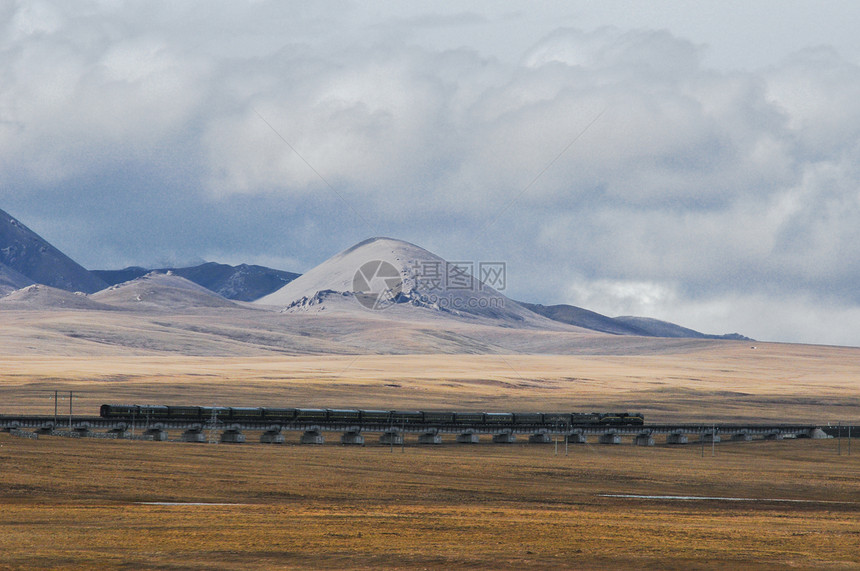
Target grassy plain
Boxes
[1,341,859,568]
[1,433,858,569]
[2,341,859,422]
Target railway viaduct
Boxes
[0,414,839,446]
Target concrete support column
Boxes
[566,432,588,444]
[456,432,480,444]
[379,431,404,445]
[492,432,516,444]
[107,428,131,439]
[418,432,442,445]
[529,432,552,444]
[666,432,688,445]
[634,432,655,446]
[72,426,93,438]
[181,428,206,442]
[731,432,752,442]
[807,428,828,439]
[341,431,365,445]
[598,431,621,445]
[300,430,324,445]
[260,429,285,444]
[144,428,169,441]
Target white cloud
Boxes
[3,2,860,345]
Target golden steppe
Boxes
[2,340,859,422]
[2,322,860,568]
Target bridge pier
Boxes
[300,430,325,445]
[566,431,587,444]
[456,431,480,444]
[731,431,752,442]
[35,425,56,435]
[666,431,688,444]
[492,432,516,444]
[418,432,442,445]
[764,431,784,441]
[181,428,207,442]
[529,432,552,444]
[260,427,285,444]
[379,431,404,445]
[699,430,720,443]
[341,430,364,445]
[806,428,829,439]
[220,428,246,444]
[72,426,93,438]
[144,428,169,441]
[599,431,621,445]
[634,431,655,446]
[107,428,131,439]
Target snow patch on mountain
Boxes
[255,237,556,327]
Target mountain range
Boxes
[0,207,749,342]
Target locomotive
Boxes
[99,404,644,426]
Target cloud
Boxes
[2,2,860,345]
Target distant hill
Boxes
[0,284,116,311]
[521,302,751,340]
[93,262,299,302]
[0,262,34,297]
[0,208,107,293]
[90,272,239,311]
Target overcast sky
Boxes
[3,1,860,346]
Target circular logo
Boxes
[352,260,403,310]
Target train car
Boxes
[263,408,297,422]
[542,412,572,425]
[484,412,514,424]
[294,408,328,422]
[512,412,543,424]
[597,412,644,426]
[327,409,361,422]
[360,410,392,423]
[137,405,170,417]
[100,404,136,418]
[570,412,601,424]
[454,412,484,424]
[422,411,455,424]
[166,405,203,419]
[228,407,265,420]
[390,410,423,425]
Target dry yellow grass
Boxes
[1,341,859,568]
[1,433,858,569]
[2,341,859,422]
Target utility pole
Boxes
[68,390,73,430]
[838,421,842,456]
[53,390,58,425]
[712,423,716,457]
[565,422,569,456]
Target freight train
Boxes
[99,404,644,426]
